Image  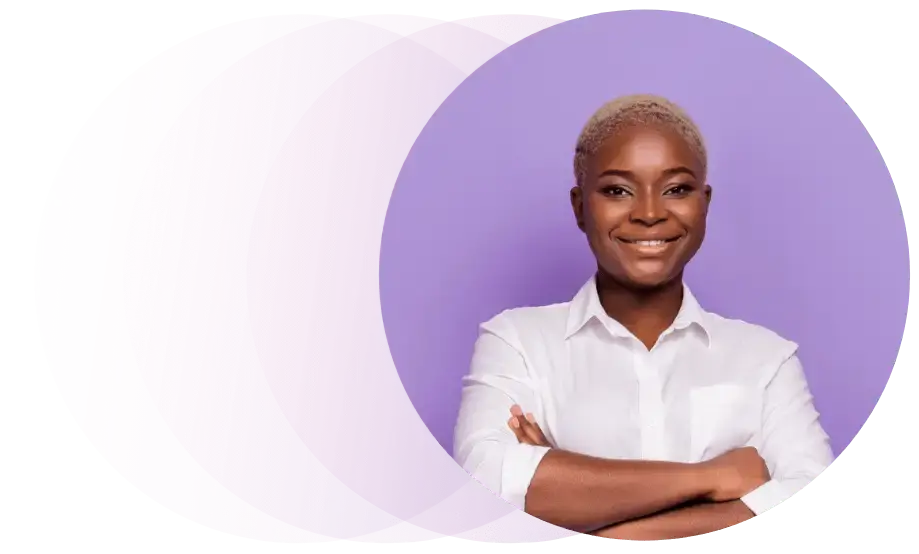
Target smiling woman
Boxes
[572,95,712,350]
[451,94,834,540]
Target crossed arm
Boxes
[454,327,834,540]
[507,406,761,539]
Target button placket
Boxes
[636,341,668,461]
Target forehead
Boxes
[591,123,702,175]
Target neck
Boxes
[595,269,684,350]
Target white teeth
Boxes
[634,240,666,246]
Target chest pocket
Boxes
[689,383,761,462]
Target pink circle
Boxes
[35,16,570,542]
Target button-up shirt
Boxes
[453,276,834,516]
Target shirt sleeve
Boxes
[740,353,834,515]
[453,316,551,510]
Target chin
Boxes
[617,266,681,290]
[597,258,683,291]
[626,275,674,290]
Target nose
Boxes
[630,192,667,226]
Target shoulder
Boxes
[706,311,799,366]
[707,312,792,343]
[479,302,569,349]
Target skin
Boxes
[508,408,762,539]
[501,123,766,538]
[571,123,711,349]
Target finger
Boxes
[509,406,546,445]
[513,416,542,445]
[519,414,548,446]
[509,406,535,439]
[525,414,550,445]
[520,418,542,444]
[520,414,549,446]
[507,416,531,444]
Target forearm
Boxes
[524,449,713,533]
[590,500,754,540]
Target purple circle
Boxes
[380,10,908,458]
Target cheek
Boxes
[688,212,707,241]
[678,216,707,258]
[586,199,628,234]
[670,203,707,234]
[695,218,707,240]
[583,206,614,256]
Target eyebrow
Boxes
[597,166,698,180]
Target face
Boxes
[571,124,711,290]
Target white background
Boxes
[1,1,914,552]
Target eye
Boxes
[664,183,694,196]
[600,185,631,197]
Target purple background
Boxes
[379,10,908,458]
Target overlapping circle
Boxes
[34,9,907,545]
[36,13,570,542]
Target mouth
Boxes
[616,236,682,246]
[613,234,684,256]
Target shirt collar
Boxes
[564,274,712,347]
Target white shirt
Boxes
[453,275,834,516]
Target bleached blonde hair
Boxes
[573,94,707,187]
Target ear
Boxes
[703,183,712,206]
[570,185,585,232]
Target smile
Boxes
[630,239,667,246]
[616,236,683,256]
[616,236,682,246]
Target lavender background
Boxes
[380,10,908,458]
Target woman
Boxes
[452,94,833,540]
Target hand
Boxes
[590,522,648,541]
[507,404,551,447]
[700,447,770,502]
[590,499,755,541]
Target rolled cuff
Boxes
[500,443,551,510]
[740,479,792,515]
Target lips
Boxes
[612,234,684,257]
[616,236,682,245]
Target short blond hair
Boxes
[573,94,707,187]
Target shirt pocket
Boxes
[689,383,760,462]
